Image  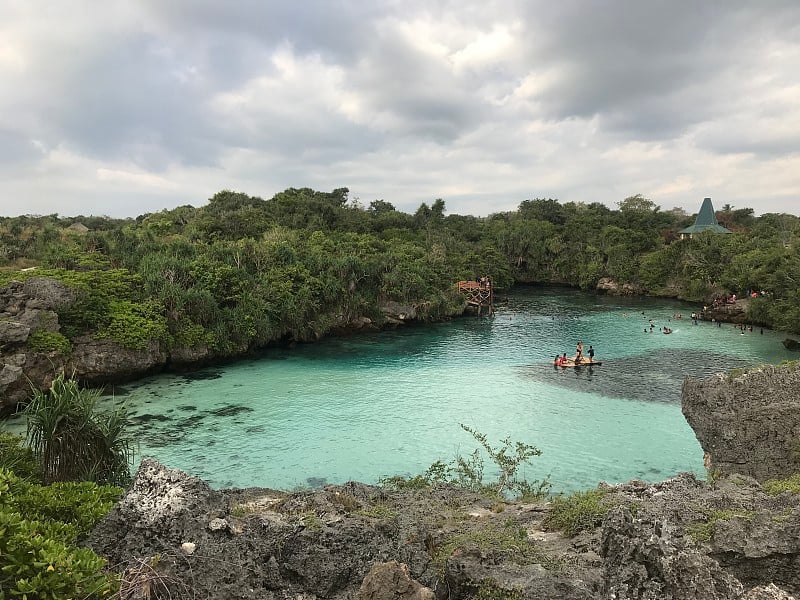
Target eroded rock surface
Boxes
[85,462,800,600]
[682,362,800,482]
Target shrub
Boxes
[380,426,550,500]
[0,469,119,599]
[543,488,611,537]
[98,299,170,350]
[27,330,72,355]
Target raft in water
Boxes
[556,360,602,368]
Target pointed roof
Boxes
[678,197,732,235]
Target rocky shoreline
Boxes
[0,277,464,413]
[85,361,800,599]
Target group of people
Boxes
[553,341,596,366]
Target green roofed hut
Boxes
[678,197,732,239]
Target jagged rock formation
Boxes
[85,460,800,599]
[701,300,751,325]
[682,362,800,482]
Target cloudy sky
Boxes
[1,1,799,219]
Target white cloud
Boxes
[0,0,798,218]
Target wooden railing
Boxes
[456,281,494,314]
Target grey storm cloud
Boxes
[0,0,798,217]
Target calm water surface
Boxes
[8,288,794,492]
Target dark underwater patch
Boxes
[181,370,223,382]
[130,413,173,424]
[207,404,254,417]
[177,405,198,412]
[306,476,328,488]
[144,429,187,448]
[178,414,206,428]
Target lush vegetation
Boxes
[0,467,120,599]
[0,374,132,600]
[1,190,798,364]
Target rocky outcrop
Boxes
[66,336,167,383]
[83,460,800,600]
[702,300,751,325]
[601,505,744,599]
[356,562,434,600]
[682,362,800,482]
[596,277,645,296]
[380,301,418,326]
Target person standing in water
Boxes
[588,345,595,362]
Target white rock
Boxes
[181,542,196,555]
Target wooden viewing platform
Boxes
[457,280,494,315]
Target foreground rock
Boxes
[682,361,800,482]
[85,460,800,599]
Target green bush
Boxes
[27,330,72,355]
[0,469,119,599]
[5,478,121,537]
[98,299,170,350]
[543,489,611,537]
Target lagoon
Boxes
[12,287,794,492]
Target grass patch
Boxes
[470,578,523,600]
[543,489,611,537]
[356,503,398,519]
[431,522,554,576]
[763,474,800,496]
[291,510,323,532]
[687,509,754,543]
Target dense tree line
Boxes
[1,189,799,356]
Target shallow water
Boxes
[5,288,793,492]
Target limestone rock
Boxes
[682,362,800,481]
[596,278,644,296]
[66,336,166,382]
[0,321,31,344]
[743,584,797,599]
[601,506,743,599]
[20,278,77,309]
[355,561,434,600]
[169,344,211,366]
[380,301,417,325]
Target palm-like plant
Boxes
[25,374,134,485]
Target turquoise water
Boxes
[6,288,794,492]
